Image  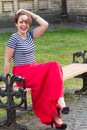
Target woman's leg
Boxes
[12,61,68,125]
[52,113,67,129]
[58,97,66,108]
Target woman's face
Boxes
[16,14,30,35]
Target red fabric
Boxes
[12,61,64,124]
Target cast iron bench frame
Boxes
[0,74,28,130]
[0,50,87,130]
[63,50,87,94]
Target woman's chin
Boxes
[21,30,27,34]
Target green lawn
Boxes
[0,29,87,90]
[0,28,87,116]
[35,29,87,89]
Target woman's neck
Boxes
[17,32,27,39]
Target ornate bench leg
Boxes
[0,109,28,130]
[75,75,87,95]
[0,74,28,130]
[8,110,28,130]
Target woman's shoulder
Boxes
[9,33,20,42]
[7,33,19,44]
[10,33,18,38]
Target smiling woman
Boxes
[3,8,69,130]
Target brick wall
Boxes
[0,0,87,28]
[0,0,62,28]
[67,0,87,24]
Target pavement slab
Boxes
[18,93,87,130]
[0,91,87,130]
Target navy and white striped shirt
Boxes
[7,31,35,65]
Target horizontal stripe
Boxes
[7,30,35,65]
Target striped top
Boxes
[6,31,35,65]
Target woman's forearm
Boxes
[4,62,10,75]
[4,47,14,75]
[27,11,49,26]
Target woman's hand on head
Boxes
[16,9,25,14]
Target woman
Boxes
[4,9,69,129]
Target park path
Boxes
[18,90,87,130]
[0,23,87,34]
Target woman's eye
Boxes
[25,21,29,24]
[19,21,23,24]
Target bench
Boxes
[63,63,87,80]
[0,74,28,130]
[0,50,87,94]
[62,50,87,94]
[0,50,87,129]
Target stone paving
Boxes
[0,90,87,130]
[17,89,87,130]
[0,23,87,34]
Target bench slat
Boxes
[62,63,87,80]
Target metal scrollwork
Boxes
[0,74,27,130]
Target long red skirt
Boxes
[12,61,64,125]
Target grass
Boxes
[0,28,87,117]
[35,29,87,89]
[0,29,87,89]
[35,29,87,64]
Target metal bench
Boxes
[0,74,28,130]
[63,50,87,94]
[0,50,87,129]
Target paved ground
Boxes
[9,88,87,130]
[48,23,87,30]
[18,90,87,130]
[0,23,87,34]
[0,89,87,130]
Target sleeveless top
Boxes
[6,30,35,65]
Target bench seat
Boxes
[0,63,87,95]
[62,63,87,80]
[1,63,87,89]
